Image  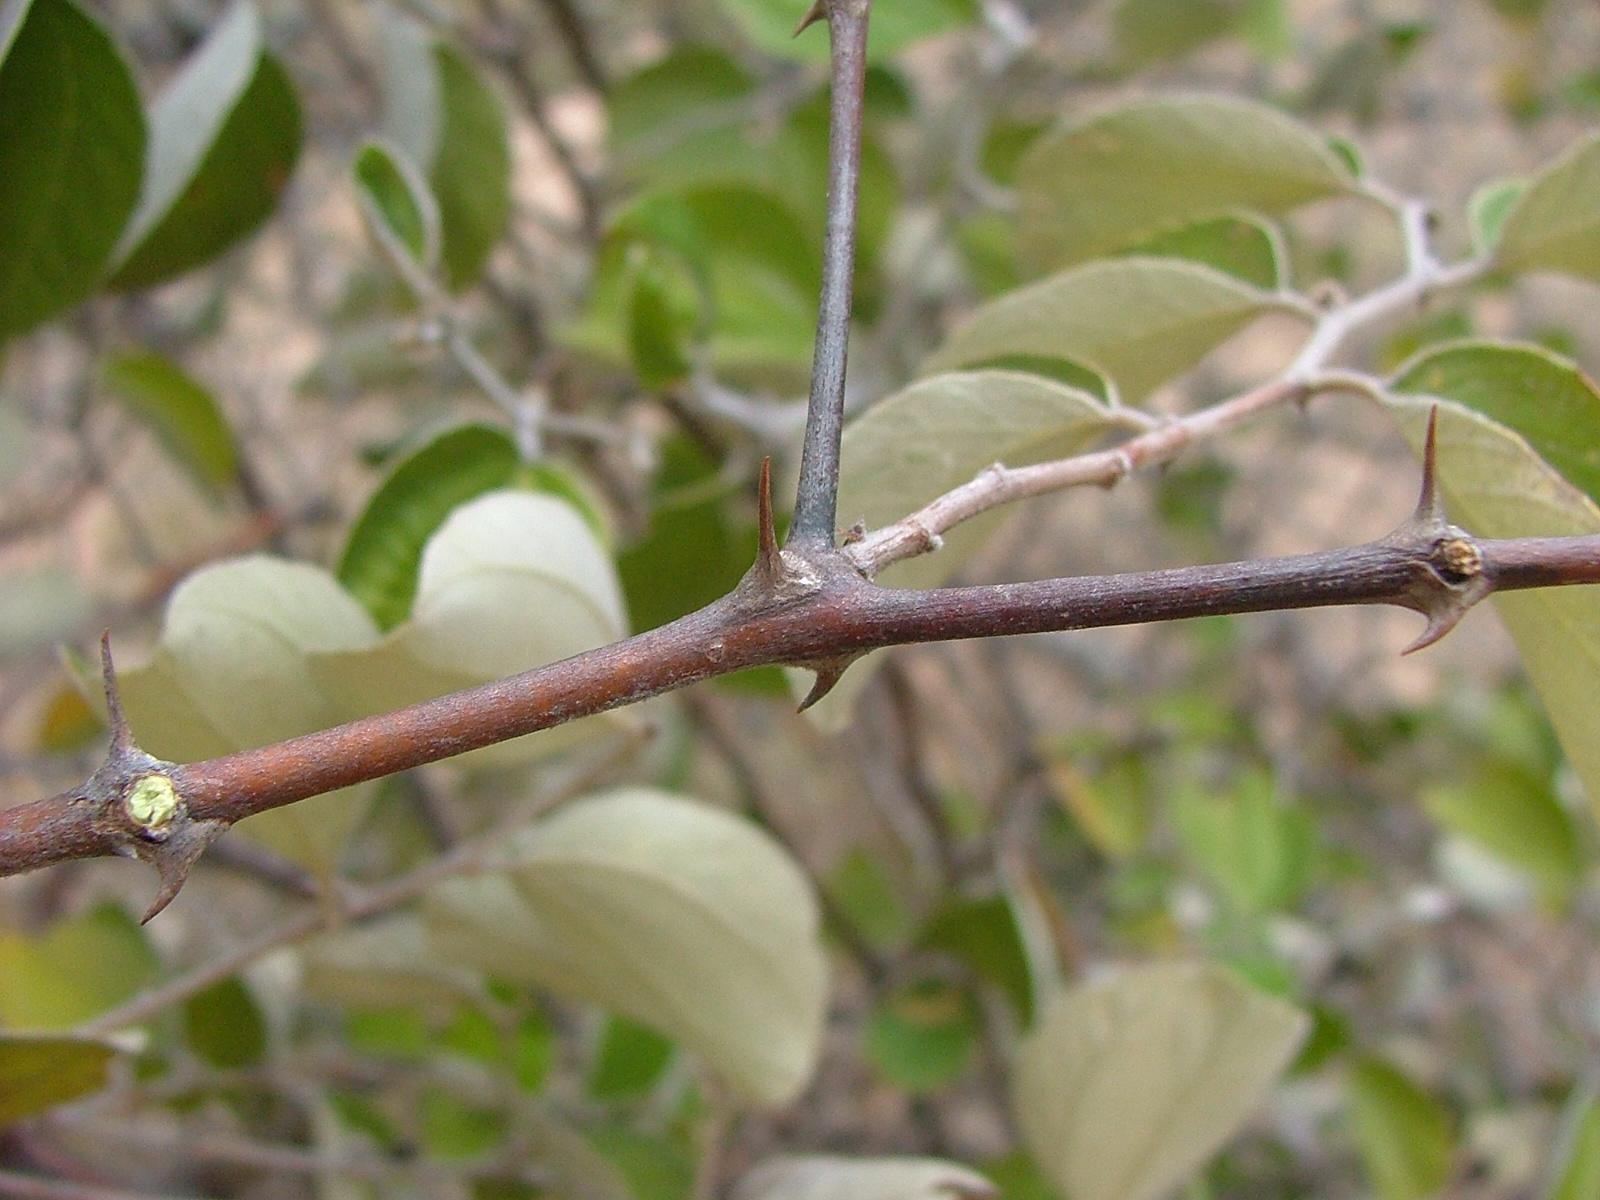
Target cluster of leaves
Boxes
[3,1,1600,1198]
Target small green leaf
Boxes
[102,350,240,498]
[1468,178,1526,257]
[183,976,267,1069]
[427,42,510,291]
[110,1,302,290]
[626,245,701,388]
[1122,214,1284,289]
[0,1032,123,1125]
[1345,1058,1456,1200]
[1016,95,1354,272]
[0,0,144,339]
[337,423,519,630]
[1112,0,1245,66]
[1014,962,1307,1200]
[607,46,758,181]
[354,138,440,273]
[920,893,1036,1025]
[303,915,483,1012]
[865,979,978,1093]
[589,1016,676,1101]
[424,789,829,1106]
[0,902,159,1029]
[1423,759,1582,905]
[925,259,1290,402]
[1172,768,1316,916]
[715,0,977,64]
[732,1156,998,1200]
[1494,131,1600,281]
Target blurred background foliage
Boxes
[3,0,1600,1197]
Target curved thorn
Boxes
[797,655,857,711]
[793,0,827,35]
[140,819,228,923]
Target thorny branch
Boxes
[1,0,1598,953]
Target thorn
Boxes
[139,818,228,923]
[793,0,827,35]
[1400,606,1468,656]
[797,655,857,711]
[757,456,781,580]
[100,631,133,755]
[1413,404,1442,525]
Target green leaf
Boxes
[606,46,758,181]
[183,976,267,1069]
[1172,768,1316,916]
[865,979,978,1093]
[925,259,1290,402]
[1494,131,1600,281]
[1016,96,1354,273]
[303,915,484,1012]
[0,566,93,656]
[423,789,829,1106]
[920,893,1036,1025]
[589,1016,676,1101]
[1393,341,1600,506]
[0,1032,123,1125]
[1345,1058,1455,1200]
[1468,178,1526,258]
[1112,0,1246,65]
[318,490,633,767]
[1548,1088,1600,1200]
[337,423,519,630]
[1385,388,1600,817]
[101,350,239,498]
[427,43,510,291]
[0,902,159,1029]
[1123,214,1284,289]
[1423,759,1582,905]
[101,557,381,871]
[110,1,301,290]
[1014,962,1307,1200]
[732,1156,997,1200]
[627,244,701,388]
[354,138,440,273]
[0,0,144,339]
[716,0,977,64]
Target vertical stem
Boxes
[789,0,872,550]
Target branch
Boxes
[789,0,872,549]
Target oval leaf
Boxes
[1493,131,1600,281]
[1345,1058,1456,1200]
[354,137,441,274]
[1014,961,1308,1200]
[0,0,144,339]
[732,1156,997,1200]
[1016,95,1353,272]
[1123,214,1285,289]
[0,1032,123,1125]
[104,557,380,871]
[1384,392,1600,817]
[424,789,829,1106]
[924,259,1292,402]
[110,1,302,290]
[315,489,631,765]
[102,350,239,499]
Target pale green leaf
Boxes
[354,138,440,274]
[1386,395,1600,817]
[105,557,381,871]
[1494,132,1600,281]
[732,1156,997,1200]
[1014,962,1308,1200]
[314,489,632,767]
[1113,0,1245,66]
[606,46,757,179]
[0,1032,123,1125]
[925,258,1291,402]
[1017,95,1353,272]
[0,566,92,656]
[1422,760,1581,905]
[716,0,976,64]
[0,902,158,1030]
[0,0,144,339]
[1172,768,1315,915]
[1345,1058,1455,1200]
[423,789,829,1106]
[102,350,239,498]
[302,915,483,1012]
[111,1,302,289]
[1468,178,1526,258]
[802,371,1114,724]
[1392,341,1600,506]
